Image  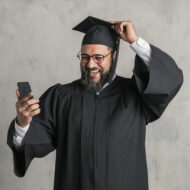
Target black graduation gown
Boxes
[7,44,183,190]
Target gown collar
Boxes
[80,72,124,98]
[96,72,117,95]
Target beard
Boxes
[80,56,115,93]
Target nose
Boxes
[86,57,97,68]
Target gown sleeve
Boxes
[7,83,62,177]
[131,43,184,125]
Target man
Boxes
[7,16,183,190]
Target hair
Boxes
[106,46,113,51]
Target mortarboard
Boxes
[72,16,121,84]
[72,16,120,49]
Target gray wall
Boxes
[1,0,189,189]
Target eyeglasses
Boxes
[77,50,112,65]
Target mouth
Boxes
[87,70,101,77]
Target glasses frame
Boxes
[77,50,113,65]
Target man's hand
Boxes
[109,20,139,44]
[15,90,40,128]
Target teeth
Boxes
[90,71,99,74]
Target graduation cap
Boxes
[72,16,121,83]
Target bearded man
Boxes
[7,16,183,190]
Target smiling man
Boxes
[7,16,183,190]
[75,17,120,94]
[80,44,116,93]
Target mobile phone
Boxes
[17,82,34,99]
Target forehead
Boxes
[81,44,109,54]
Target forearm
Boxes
[130,36,151,70]
[13,119,30,149]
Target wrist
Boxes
[16,116,28,128]
[129,35,139,44]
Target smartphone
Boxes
[17,82,34,99]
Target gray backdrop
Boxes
[1,0,189,189]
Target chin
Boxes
[87,74,100,83]
[91,77,100,84]
[80,66,110,93]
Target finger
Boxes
[22,98,39,108]
[19,92,34,104]
[110,23,116,30]
[22,110,31,117]
[16,89,20,99]
[116,23,119,33]
[116,23,121,34]
[112,23,117,32]
[18,99,38,112]
[119,22,124,32]
[18,100,39,114]
[30,108,41,117]
[26,103,40,112]
[120,22,129,32]
[118,23,123,33]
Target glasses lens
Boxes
[94,55,104,64]
[80,55,89,63]
[78,54,105,64]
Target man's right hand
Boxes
[15,89,41,128]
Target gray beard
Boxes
[80,58,115,93]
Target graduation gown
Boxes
[7,44,183,190]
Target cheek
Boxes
[99,65,104,72]
[102,62,111,73]
[80,64,85,72]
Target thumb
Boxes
[16,89,20,99]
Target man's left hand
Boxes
[109,20,139,44]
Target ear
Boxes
[113,50,117,62]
